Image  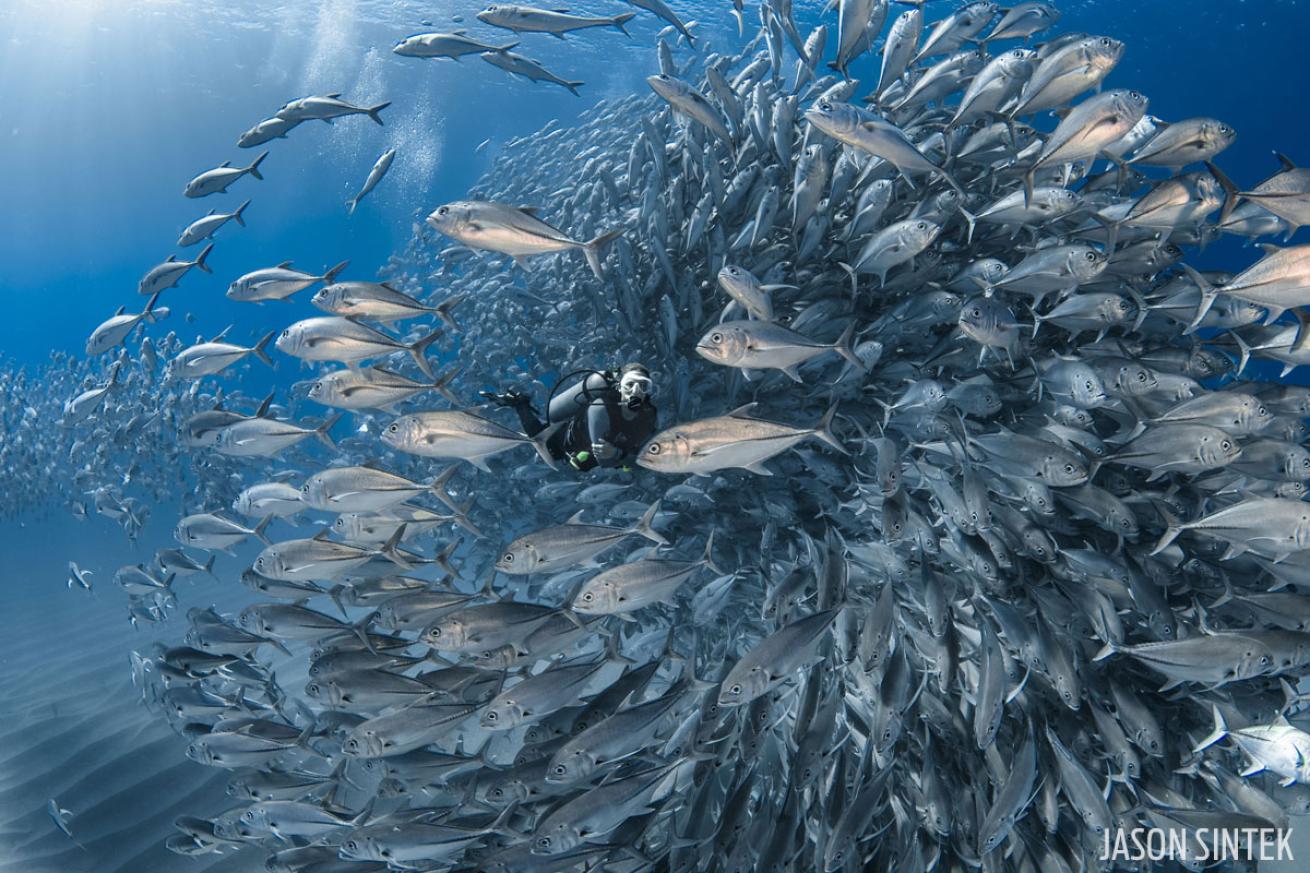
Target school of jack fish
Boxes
[14,0,1310,870]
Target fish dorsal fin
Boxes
[209,325,232,343]
[1051,108,1071,120]
[566,509,587,524]
[206,209,216,216]
[517,205,542,217]
[325,92,343,99]
[452,28,466,34]
[1277,152,1297,171]
[277,260,294,269]
[256,391,274,418]
[219,161,231,168]
[313,528,332,541]
[1258,243,1282,255]
[166,255,176,262]
[359,458,385,471]
[114,305,126,316]
[726,402,759,419]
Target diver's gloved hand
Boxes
[479,389,529,408]
[591,441,620,462]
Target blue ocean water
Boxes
[1,0,1310,871]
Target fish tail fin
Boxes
[702,529,724,575]
[455,510,484,539]
[582,229,623,279]
[315,414,342,451]
[634,499,669,546]
[194,242,214,274]
[1281,677,1310,715]
[429,464,458,503]
[232,199,251,226]
[529,421,563,469]
[1092,641,1117,662]
[328,584,350,620]
[252,515,273,547]
[1022,168,1035,209]
[837,261,858,297]
[1231,330,1251,376]
[1210,578,1235,610]
[1177,263,1218,336]
[434,292,466,331]
[367,101,391,126]
[1193,704,1229,754]
[1150,506,1184,556]
[613,11,636,34]
[203,553,217,580]
[432,365,463,405]
[431,539,458,577]
[566,81,584,97]
[247,150,269,180]
[959,205,978,245]
[409,328,443,381]
[497,41,519,53]
[251,330,275,368]
[813,401,846,454]
[379,524,411,570]
[1206,160,1240,226]
[321,259,350,285]
[833,321,864,370]
[1029,307,1046,339]
[345,197,357,215]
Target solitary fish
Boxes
[477,4,636,38]
[638,403,844,475]
[346,148,396,215]
[427,200,620,279]
[184,152,268,197]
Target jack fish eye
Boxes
[1084,251,1096,260]
[647,443,661,454]
[710,333,723,343]
[387,423,399,433]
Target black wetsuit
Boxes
[513,372,658,470]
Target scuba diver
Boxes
[481,363,657,471]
